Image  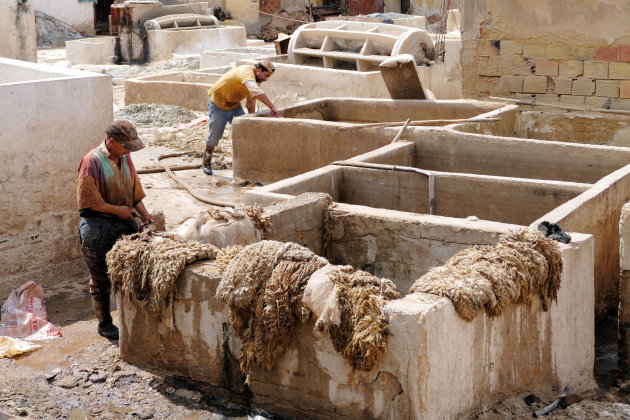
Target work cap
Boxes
[105,120,145,152]
[258,59,275,73]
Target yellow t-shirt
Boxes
[209,65,261,110]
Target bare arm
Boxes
[254,93,280,117]
[246,97,256,114]
[134,201,154,223]
[89,202,134,220]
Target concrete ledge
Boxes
[146,26,246,62]
[66,36,117,65]
[263,192,332,254]
[535,164,630,319]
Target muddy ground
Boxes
[4,48,630,420]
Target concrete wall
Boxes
[514,111,630,146]
[233,118,400,184]
[403,0,440,17]
[460,0,630,110]
[118,220,595,419]
[66,36,117,66]
[0,0,36,62]
[254,163,587,225]
[145,26,246,62]
[31,0,94,36]
[232,99,505,184]
[225,0,260,24]
[125,71,220,111]
[246,60,462,103]
[0,58,112,301]
[620,202,630,378]
[343,168,588,224]
[415,127,630,184]
[534,165,630,320]
[326,203,523,291]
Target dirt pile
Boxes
[259,6,312,41]
[114,104,198,128]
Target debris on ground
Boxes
[0,281,62,340]
[114,104,198,128]
[152,121,234,168]
[259,6,312,41]
[0,336,42,358]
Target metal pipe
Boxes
[391,118,410,143]
[330,160,435,215]
[339,117,500,131]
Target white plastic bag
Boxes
[0,336,42,358]
[303,266,341,332]
[0,281,62,341]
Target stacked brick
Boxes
[478,40,630,110]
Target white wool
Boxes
[173,210,262,248]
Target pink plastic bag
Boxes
[0,281,62,341]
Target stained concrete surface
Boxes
[0,275,627,419]
[7,44,628,419]
[0,279,272,419]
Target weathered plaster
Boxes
[66,36,117,66]
[145,25,246,62]
[0,0,36,62]
[31,0,95,36]
[0,58,112,301]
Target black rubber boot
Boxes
[202,146,214,175]
[92,294,119,340]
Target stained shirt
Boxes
[76,141,145,217]
[209,65,262,110]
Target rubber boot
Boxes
[202,146,214,175]
[92,294,119,340]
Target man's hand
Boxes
[270,108,281,118]
[115,206,134,220]
[140,212,154,225]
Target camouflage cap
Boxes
[105,120,144,152]
[258,59,275,73]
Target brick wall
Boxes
[348,0,384,15]
[481,40,630,110]
[259,0,281,16]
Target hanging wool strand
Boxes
[409,229,563,321]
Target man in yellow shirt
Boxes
[204,59,281,175]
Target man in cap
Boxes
[203,59,281,175]
[76,120,154,340]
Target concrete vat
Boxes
[232,98,508,184]
[238,102,630,319]
[118,192,595,419]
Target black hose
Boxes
[532,386,569,418]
